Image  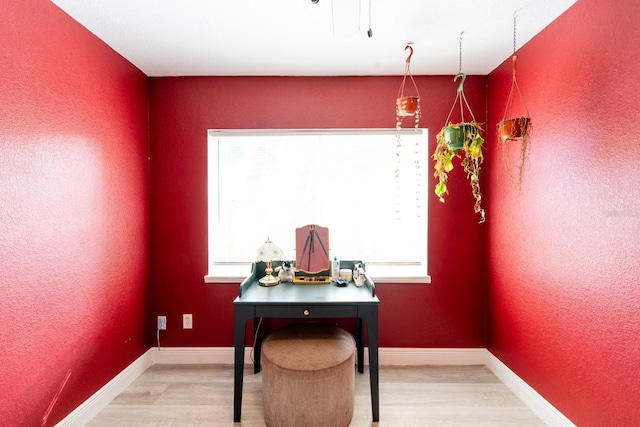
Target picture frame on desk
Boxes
[295,224,330,274]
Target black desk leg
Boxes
[356,317,364,374]
[362,307,380,422]
[233,306,252,422]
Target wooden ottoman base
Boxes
[261,323,356,427]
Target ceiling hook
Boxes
[405,44,414,64]
[454,72,466,93]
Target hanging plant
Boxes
[433,103,485,223]
[433,34,485,223]
[394,44,422,219]
[395,45,421,130]
[497,14,532,195]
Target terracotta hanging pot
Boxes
[498,117,531,141]
[498,55,533,142]
[396,96,420,117]
[396,45,421,127]
[497,54,533,195]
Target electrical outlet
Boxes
[183,313,193,329]
[157,316,167,330]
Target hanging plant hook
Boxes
[455,72,466,93]
[405,44,414,64]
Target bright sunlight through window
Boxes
[205,129,431,283]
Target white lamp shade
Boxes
[256,238,284,262]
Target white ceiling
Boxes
[50,0,577,77]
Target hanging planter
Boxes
[396,45,421,129]
[433,63,486,223]
[442,123,483,151]
[396,96,420,118]
[434,116,485,223]
[498,116,531,140]
[394,44,423,219]
[497,15,532,195]
[497,54,533,194]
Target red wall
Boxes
[12,0,636,424]
[148,75,487,348]
[486,0,640,425]
[0,1,150,426]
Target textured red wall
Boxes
[0,1,149,425]
[149,75,487,348]
[486,0,640,425]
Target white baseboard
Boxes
[151,346,487,366]
[56,347,574,426]
[378,347,487,365]
[484,351,575,427]
[55,349,154,427]
[152,346,251,364]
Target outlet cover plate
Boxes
[183,314,193,329]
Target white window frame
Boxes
[204,128,431,284]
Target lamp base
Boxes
[259,274,280,286]
[259,264,279,286]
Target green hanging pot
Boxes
[442,123,480,151]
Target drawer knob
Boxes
[303,309,310,316]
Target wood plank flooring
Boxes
[87,364,546,426]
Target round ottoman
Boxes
[261,323,356,427]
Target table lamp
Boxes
[256,237,284,286]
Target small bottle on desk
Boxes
[356,267,365,287]
[331,256,340,281]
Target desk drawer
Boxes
[256,305,357,318]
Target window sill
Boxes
[204,274,431,284]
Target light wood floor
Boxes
[87,364,546,426]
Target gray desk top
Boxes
[234,261,378,304]
[234,280,379,305]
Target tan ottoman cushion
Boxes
[261,323,356,427]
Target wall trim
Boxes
[151,346,488,366]
[55,349,154,427]
[56,347,574,426]
[152,346,253,365]
[484,351,576,427]
[378,347,487,365]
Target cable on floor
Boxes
[249,317,263,363]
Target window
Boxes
[205,129,431,283]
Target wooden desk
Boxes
[233,261,380,422]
